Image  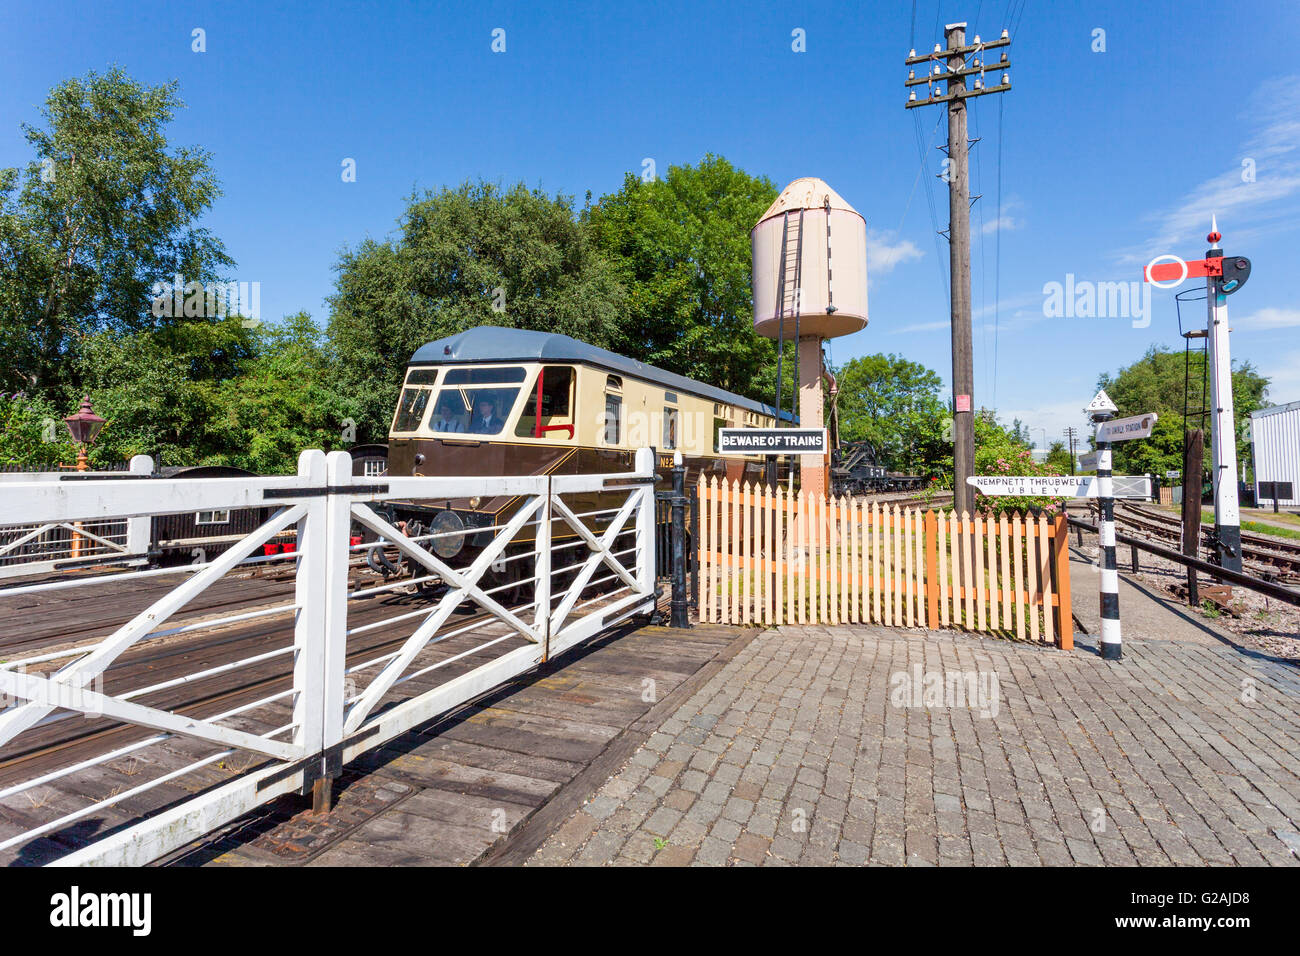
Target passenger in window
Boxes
[468,396,503,434]
[432,395,466,433]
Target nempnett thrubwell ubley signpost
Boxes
[967,389,1157,662]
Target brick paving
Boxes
[526,625,1300,866]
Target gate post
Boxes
[292,450,329,808]
[312,452,354,811]
[634,448,657,612]
[925,510,940,629]
[1051,513,1073,650]
[670,452,690,628]
[535,476,553,661]
[125,455,154,560]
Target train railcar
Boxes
[830,440,925,497]
[376,326,793,588]
[149,465,292,565]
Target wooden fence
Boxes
[697,478,1072,648]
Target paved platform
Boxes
[526,624,1300,866]
[166,622,757,866]
[1066,544,1228,647]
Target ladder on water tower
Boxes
[776,209,805,326]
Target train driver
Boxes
[468,396,503,434]
[431,395,466,433]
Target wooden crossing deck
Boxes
[160,622,757,867]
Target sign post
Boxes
[1086,389,1122,661]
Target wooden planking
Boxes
[1012,512,1026,642]
[986,513,999,632]
[1026,515,1040,643]
[1039,513,1054,646]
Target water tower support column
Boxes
[798,336,827,498]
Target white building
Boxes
[1250,401,1300,508]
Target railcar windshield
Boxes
[428,366,527,436]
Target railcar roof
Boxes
[410,326,796,422]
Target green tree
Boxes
[1096,345,1268,477]
[833,353,948,474]
[208,314,362,473]
[0,68,231,394]
[587,155,778,400]
[1044,440,1073,474]
[0,392,77,465]
[327,181,626,440]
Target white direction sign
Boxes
[967,475,1152,499]
[718,428,827,456]
[1095,412,1158,443]
[1085,389,1118,416]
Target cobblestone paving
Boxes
[526,626,1300,866]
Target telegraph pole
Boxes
[1064,426,1079,475]
[907,23,1011,515]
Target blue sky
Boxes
[4,0,1299,447]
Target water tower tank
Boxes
[751,177,868,340]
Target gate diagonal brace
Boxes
[342,497,543,734]
[0,503,305,750]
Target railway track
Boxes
[864,490,954,510]
[1104,503,1300,580]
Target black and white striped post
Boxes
[1089,397,1122,661]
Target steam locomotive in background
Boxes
[829,440,926,497]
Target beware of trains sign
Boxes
[718,428,828,456]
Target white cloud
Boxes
[893,319,951,334]
[982,215,1017,234]
[1234,306,1300,330]
[1122,75,1300,264]
[865,229,923,274]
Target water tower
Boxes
[751,177,869,496]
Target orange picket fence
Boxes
[697,477,1072,648]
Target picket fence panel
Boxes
[697,478,1072,648]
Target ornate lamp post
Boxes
[62,396,106,559]
[63,396,106,472]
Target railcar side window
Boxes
[663,407,679,450]
[603,394,622,445]
[515,366,575,439]
[393,388,431,432]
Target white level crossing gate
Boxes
[0,449,658,866]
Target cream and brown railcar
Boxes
[380,326,790,572]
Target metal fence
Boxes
[0,448,658,866]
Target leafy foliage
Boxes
[832,353,949,475]
[327,181,625,441]
[1096,345,1269,478]
[0,68,230,394]
[586,156,779,400]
